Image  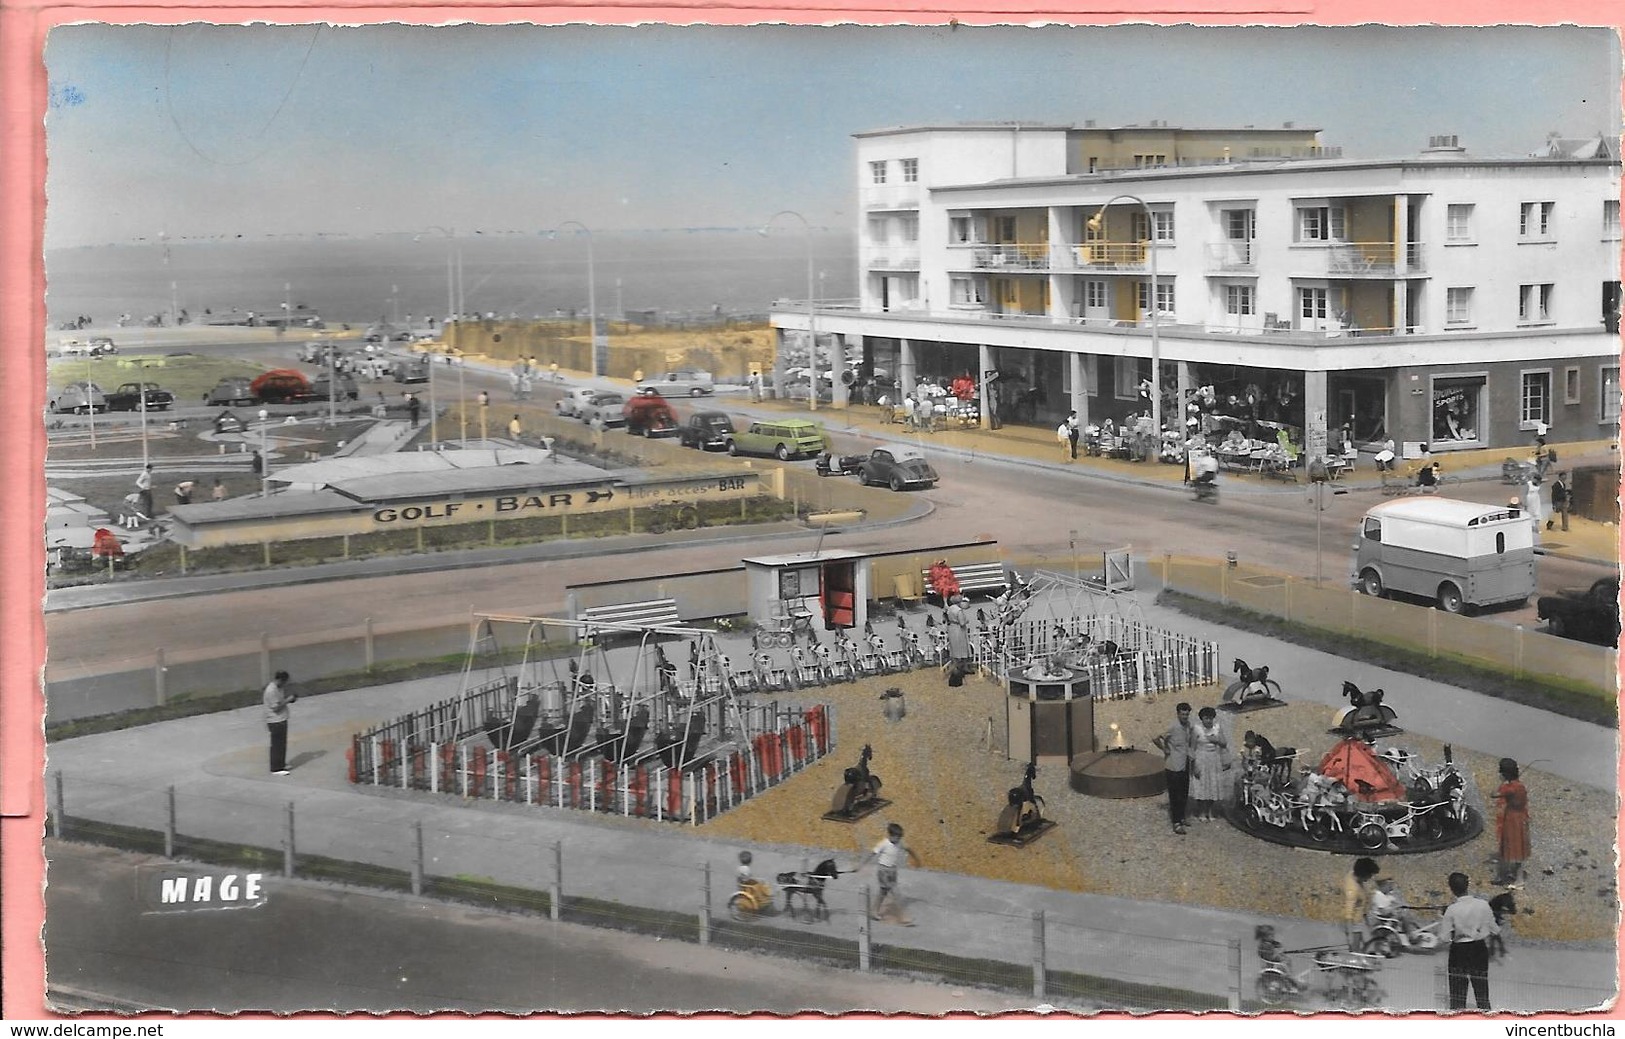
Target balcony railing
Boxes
[946,242,1052,271]
[861,187,921,211]
[865,251,921,270]
[1072,241,1151,271]
[1205,241,1255,271]
[1296,241,1426,277]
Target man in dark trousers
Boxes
[1441,871,1499,1011]
[264,670,296,775]
[406,393,421,427]
[1153,702,1194,835]
[1548,472,1571,531]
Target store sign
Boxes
[138,865,268,914]
[367,475,760,529]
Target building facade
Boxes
[769,123,1621,461]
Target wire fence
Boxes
[45,769,1615,1014]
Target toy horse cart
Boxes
[774,859,844,923]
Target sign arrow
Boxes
[586,488,615,504]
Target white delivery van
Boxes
[1352,498,1535,614]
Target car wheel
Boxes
[1437,583,1464,615]
[1256,973,1292,1006]
[1546,615,1566,638]
[690,388,704,398]
[726,441,739,456]
[775,444,790,461]
[889,475,904,492]
[1360,569,1384,598]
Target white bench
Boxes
[577,598,681,635]
[920,562,1007,605]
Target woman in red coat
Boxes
[1492,757,1530,886]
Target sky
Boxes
[41,23,1622,248]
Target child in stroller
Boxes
[775,858,844,923]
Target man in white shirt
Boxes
[1439,871,1498,1010]
[264,670,296,775]
[859,823,921,925]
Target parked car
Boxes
[311,373,359,402]
[49,381,106,414]
[104,382,175,412]
[299,340,343,364]
[635,368,715,398]
[726,418,828,460]
[251,369,315,404]
[578,392,628,428]
[88,336,118,356]
[555,386,599,417]
[55,338,93,358]
[678,410,735,450]
[857,446,939,490]
[622,394,680,437]
[391,359,429,384]
[206,377,257,407]
[1537,576,1620,647]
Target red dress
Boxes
[1496,779,1530,863]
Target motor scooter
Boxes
[1192,474,1219,503]
[1363,908,1444,957]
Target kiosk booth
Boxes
[742,549,871,635]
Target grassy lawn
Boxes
[46,353,270,401]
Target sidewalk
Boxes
[43,582,1619,1014]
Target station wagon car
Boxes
[858,446,938,490]
[635,368,715,397]
[726,419,828,460]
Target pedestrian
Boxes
[518,372,533,400]
[750,370,762,402]
[1056,416,1072,462]
[1548,472,1571,532]
[1152,702,1194,835]
[1417,461,1440,494]
[509,369,522,400]
[134,464,154,519]
[944,594,972,686]
[1066,412,1080,459]
[1441,871,1498,1010]
[1187,705,1230,821]
[508,414,523,441]
[1343,856,1381,951]
[172,480,195,506]
[406,393,421,427]
[1523,475,1545,537]
[1490,758,1530,886]
[859,822,921,925]
[211,477,227,501]
[264,670,296,776]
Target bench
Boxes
[577,598,682,635]
[920,562,1007,605]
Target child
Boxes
[735,851,771,907]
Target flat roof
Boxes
[854,122,1322,138]
[743,549,869,567]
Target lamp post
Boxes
[761,210,816,411]
[258,408,270,498]
[456,350,467,445]
[325,342,337,428]
[416,226,462,331]
[477,390,489,444]
[553,222,600,377]
[138,365,149,469]
[1088,195,1161,443]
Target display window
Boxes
[1431,376,1485,444]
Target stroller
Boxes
[775,859,844,923]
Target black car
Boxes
[678,411,735,450]
[857,446,938,491]
[1537,577,1620,647]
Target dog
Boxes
[1487,890,1517,960]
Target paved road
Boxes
[43,840,1026,1015]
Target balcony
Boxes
[865,251,921,271]
[947,242,1051,271]
[1070,241,1151,272]
[1294,241,1426,278]
[861,187,921,211]
[1205,241,1255,272]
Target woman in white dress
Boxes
[1188,706,1230,820]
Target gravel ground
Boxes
[699,667,1617,944]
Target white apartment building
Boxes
[768,123,1621,460]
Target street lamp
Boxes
[1088,195,1162,444]
[455,350,467,445]
[258,408,270,498]
[416,226,463,329]
[552,222,600,377]
[761,210,815,411]
[477,390,489,444]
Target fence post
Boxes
[411,821,424,896]
[342,533,350,560]
[178,544,187,575]
[260,633,271,687]
[698,861,711,946]
[263,542,271,567]
[51,773,63,839]
[165,786,176,859]
[548,840,564,922]
[154,648,166,707]
[1429,610,1439,658]
[1227,937,1243,1011]
[365,617,375,672]
[858,887,872,972]
[1032,910,1047,1001]
[282,801,295,878]
[1514,625,1525,678]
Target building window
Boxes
[950,215,978,244]
[1137,280,1175,315]
[1446,204,1475,243]
[1297,205,1346,242]
[900,215,918,243]
[1132,154,1167,168]
[1084,280,1107,309]
[1601,366,1620,423]
[1433,376,1485,443]
[869,160,887,185]
[1519,200,1555,238]
[995,216,1017,243]
[1115,357,1148,400]
[1520,370,1552,429]
[950,277,986,306]
[1132,209,1175,243]
[900,158,918,183]
[1445,287,1473,325]
[1224,285,1255,316]
[1565,366,1582,405]
[1604,281,1622,333]
[1300,287,1329,320]
[1223,209,1255,240]
[867,216,888,244]
[1606,199,1621,238]
[1519,283,1554,324]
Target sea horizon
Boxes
[44,228,858,331]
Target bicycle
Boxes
[645,500,701,534]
